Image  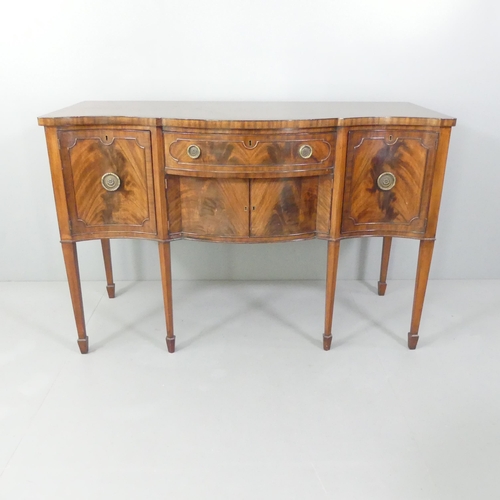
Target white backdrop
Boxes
[1,0,499,281]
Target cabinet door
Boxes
[250,178,319,238]
[341,129,439,236]
[58,129,157,238]
[172,177,250,238]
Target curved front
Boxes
[39,102,455,354]
[165,175,333,242]
[164,130,336,178]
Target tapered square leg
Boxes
[378,236,392,296]
[61,242,88,354]
[324,240,341,350]
[159,242,175,353]
[408,239,435,350]
[101,239,115,298]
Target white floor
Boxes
[0,279,499,499]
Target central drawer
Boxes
[164,131,336,177]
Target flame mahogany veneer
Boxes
[38,102,456,354]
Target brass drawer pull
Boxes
[187,144,201,159]
[101,172,121,192]
[377,172,396,191]
[299,144,313,159]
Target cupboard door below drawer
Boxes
[250,178,319,237]
[341,129,439,236]
[175,177,250,238]
[59,129,156,237]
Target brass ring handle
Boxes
[377,172,396,191]
[187,144,201,159]
[101,173,121,192]
[299,144,313,159]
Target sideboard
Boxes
[38,102,456,354]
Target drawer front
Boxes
[341,129,439,236]
[164,131,335,177]
[58,129,157,238]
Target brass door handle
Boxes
[101,173,121,192]
[377,172,396,191]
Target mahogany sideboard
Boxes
[38,102,456,354]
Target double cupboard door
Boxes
[165,175,333,240]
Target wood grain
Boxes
[61,242,88,354]
[159,242,175,353]
[316,175,333,235]
[151,125,170,241]
[100,239,115,298]
[329,127,349,240]
[408,239,435,349]
[324,240,341,350]
[424,127,453,239]
[39,102,456,353]
[341,129,438,237]
[179,177,249,237]
[38,101,456,128]
[165,175,182,234]
[378,236,392,296]
[44,127,72,240]
[164,131,335,177]
[59,129,157,238]
[250,178,318,237]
